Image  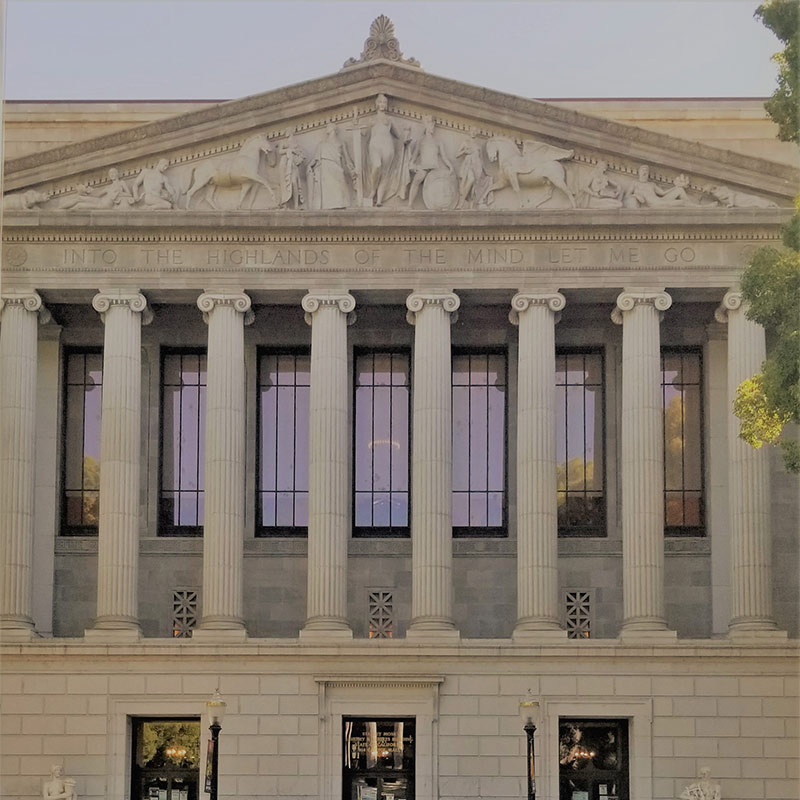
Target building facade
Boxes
[1,19,798,800]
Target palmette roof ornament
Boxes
[342,16,421,69]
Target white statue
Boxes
[3,189,50,211]
[703,184,778,209]
[306,123,356,210]
[184,134,276,210]
[485,137,576,209]
[43,765,76,800]
[133,159,178,210]
[279,128,306,209]
[366,94,412,206]
[407,115,455,208]
[456,128,492,209]
[625,165,697,208]
[60,168,134,210]
[580,160,623,208]
[680,767,721,800]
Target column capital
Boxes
[302,292,356,318]
[611,289,672,325]
[405,291,460,325]
[92,291,153,325]
[509,291,565,325]
[714,290,744,324]
[197,291,254,325]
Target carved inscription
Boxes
[21,241,758,275]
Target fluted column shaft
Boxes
[406,292,460,633]
[197,292,252,633]
[613,290,672,633]
[511,291,565,633]
[301,293,355,635]
[715,291,776,631]
[90,291,150,633]
[0,292,45,633]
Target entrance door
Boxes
[131,718,201,800]
[559,718,629,800]
[342,717,415,800]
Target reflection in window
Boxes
[131,718,201,800]
[354,352,410,536]
[452,353,506,536]
[258,353,310,535]
[556,352,605,536]
[160,352,206,534]
[559,718,629,800]
[63,350,103,534]
[662,349,704,535]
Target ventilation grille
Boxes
[172,589,198,638]
[368,590,394,639]
[565,589,592,639]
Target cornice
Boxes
[4,61,796,198]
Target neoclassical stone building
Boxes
[1,18,798,800]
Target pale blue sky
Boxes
[4,0,783,100]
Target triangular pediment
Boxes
[4,49,796,216]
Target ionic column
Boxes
[0,291,48,639]
[86,291,151,639]
[612,289,675,638]
[406,291,460,638]
[715,291,780,635]
[195,292,253,640]
[300,293,355,638]
[510,291,567,640]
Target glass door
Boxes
[131,718,201,800]
[343,717,415,800]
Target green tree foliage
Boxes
[734,204,800,473]
[140,721,200,769]
[755,0,799,143]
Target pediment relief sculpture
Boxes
[4,100,789,215]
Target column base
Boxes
[0,623,39,643]
[300,616,353,640]
[406,617,460,642]
[191,626,248,643]
[84,626,141,642]
[513,625,568,643]
[619,627,677,644]
[728,626,787,643]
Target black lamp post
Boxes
[519,695,540,800]
[205,690,226,800]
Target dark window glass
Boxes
[354,351,410,537]
[258,352,310,536]
[662,349,704,536]
[131,718,201,800]
[559,718,629,800]
[556,352,605,536]
[343,717,415,800]
[160,352,206,535]
[62,350,103,535]
[452,352,507,537]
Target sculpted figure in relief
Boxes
[133,159,178,210]
[279,128,306,209]
[625,165,697,208]
[307,123,357,210]
[367,94,413,206]
[679,767,721,800]
[456,128,492,209]
[407,115,455,209]
[60,168,134,210]
[485,137,576,208]
[703,184,778,209]
[3,189,50,211]
[43,765,77,800]
[579,160,623,208]
[184,133,276,210]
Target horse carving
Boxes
[185,133,277,210]
[485,137,576,208]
